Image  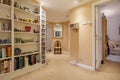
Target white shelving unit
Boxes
[0,0,46,80]
[0,0,12,79]
[40,7,46,64]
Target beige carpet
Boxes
[14,53,120,80]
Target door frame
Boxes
[92,0,114,70]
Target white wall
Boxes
[107,16,120,41]
[99,0,120,41]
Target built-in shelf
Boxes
[0,0,46,79]
[14,7,40,16]
[14,32,40,34]
[14,42,40,45]
[0,31,11,33]
[0,44,11,46]
[40,7,46,64]
[0,3,11,8]
[0,16,11,20]
[0,57,12,60]
[14,20,40,26]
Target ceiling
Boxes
[100,0,120,18]
[35,0,93,22]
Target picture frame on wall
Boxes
[54,24,62,38]
[55,31,61,37]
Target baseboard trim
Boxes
[106,55,120,62]
[70,60,94,71]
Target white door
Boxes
[46,25,52,51]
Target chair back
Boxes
[54,41,61,47]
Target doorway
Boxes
[93,0,120,70]
[46,24,52,52]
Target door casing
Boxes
[92,0,114,70]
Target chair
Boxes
[54,41,62,54]
[108,40,120,55]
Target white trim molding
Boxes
[70,60,94,71]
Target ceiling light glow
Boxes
[40,3,44,6]
[74,1,78,4]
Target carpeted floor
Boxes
[14,52,120,80]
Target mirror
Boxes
[54,24,62,38]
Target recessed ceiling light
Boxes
[40,3,44,6]
[74,1,78,4]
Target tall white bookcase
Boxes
[40,7,46,64]
[0,0,46,80]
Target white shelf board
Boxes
[14,7,40,16]
[33,51,40,54]
[14,54,31,57]
[14,51,40,57]
[0,31,11,33]
[0,57,12,60]
[0,44,11,46]
[14,32,40,34]
[14,42,40,45]
[0,16,11,20]
[0,71,11,77]
[14,20,40,26]
[0,3,11,8]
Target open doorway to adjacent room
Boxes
[94,0,120,71]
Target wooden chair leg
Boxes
[54,48,55,54]
[60,48,62,54]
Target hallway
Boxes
[14,53,120,80]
